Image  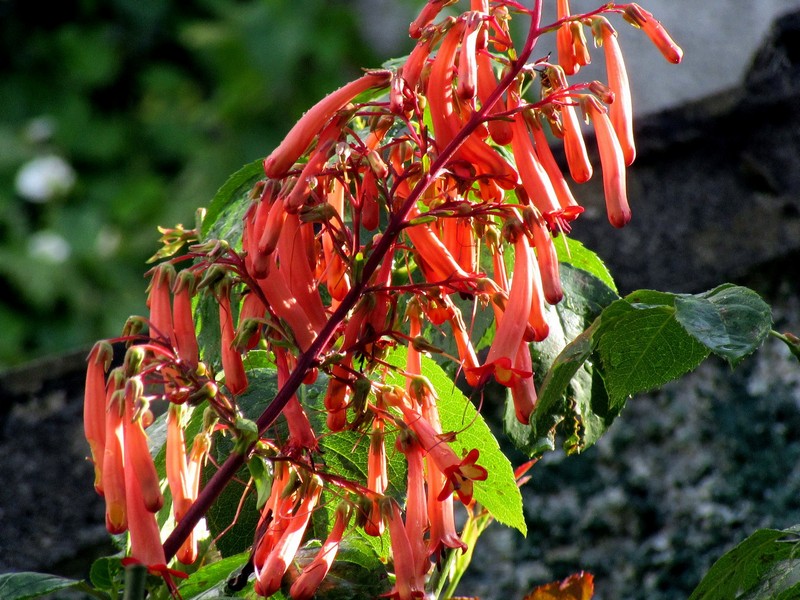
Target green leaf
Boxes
[385,346,526,536]
[201,159,264,240]
[177,552,251,598]
[689,527,800,600]
[596,301,710,405]
[674,284,772,367]
[0,573,93,600]
[506,263,619,457]
[555,236,618,294]
[89,556,124,591]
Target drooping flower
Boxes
[382,499,426,600]
[83,341,113,494]
[102,372,127,534]
[624,4,684,64]
[594,17,635,166]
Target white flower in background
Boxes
[27,230,72,264]
[15,154,76,203]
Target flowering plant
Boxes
[6,1,795,599]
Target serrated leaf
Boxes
[385,346,526,536]
[596,302,710,405]
[674,284,772,367]
[689,528,800,600]
[506,264,619,457]
[0,573,92,600]
[555,236,617,294]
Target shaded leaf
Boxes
[0,573,96,600]
[89,556,124,592]
[177,552,252,599]
[555,236,617,294]
[689,527,800,600]
[674,284,772,367]
[596,301,710,406]
[201,159,264,241]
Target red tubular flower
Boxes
[409,0,457,39]
[397,433,432,581]
[457,11,483,101]
[509,341,538,424]
[382,499,425,600]
[393,398,487,505]
[103,373,127,534]
[236,290,267,351]
[426,459,467,562]
[594,17,635,166]
[510,106,563,220]
[177,431,210,565]
[426,18,464,151]
[289,503,352,600]
[263,70,391,178]
[556,0,579,75]
[256,193,288,267]
[218,281,248,396]
[146,263,176,347]
[476,51,513,145]
[528,211,563,305]
[526,242,551,342]
[123,378,163,513]
[528,112,584,228]
[277,213,328,334]
[275,347,318,451]
[401,27,437,90]
[172,270,199,368]
[84,341,113,495]
[561,94,593,184]
[583,95,631,228]
[624,4,683,64]
[124,443,167,572]
[479,231,534,387]
[255,479,321,598]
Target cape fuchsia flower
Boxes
[263,70,391,178]
[382,498,426,600]
[397,432,431,581]
[217,280,247,396]
[593,17,636,166]
[83,341,113,495]
[476,50,513,145]
[409,0,457,39]
[275,347,318,451]
[255,478,321,598]
[145,262,176,347]
[123,378,163,513]
[556,0,579,75]
[583,95,631,228]
[289,503,352,600]
[624,4,684,64]
[103,373,127,535]
[172,270,199,368]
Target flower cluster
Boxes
[83,1,681,597]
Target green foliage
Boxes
[689,527,800,600]
[509,283,773,459]
[0,0,382,367]
[0,572,103,600]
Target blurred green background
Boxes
[0,0,418,368]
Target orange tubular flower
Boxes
[425,18,464,151]
[594,17,635,166]
[476,51,513,145]
[172,270,199,368]
[398,434,432,581]
[277,213,328,334]
[528,113,584,228]
[382,499,426,600]
[275,348,318,451]
[263,70,391,178]
[409,0,457,39]
[218,282,248,396]
[123,442,167,572]
[457,11,483,102]
[123,378,163,513]
[509,341,538,424]
[146,263,176,347]
[528,211,563,305]
[583,96,631,228]
[103,373,127,534]
[510,107,563,220]
[289,503,352,600]
[364,415,388,537]
[84,341,113,495]
[556,0,579,75]
[255,479,322,598]
[560,94,593,184]
[394,399,487,505]
[624,4,683,64]
[479,231,534,387]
